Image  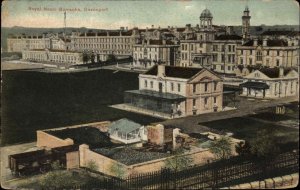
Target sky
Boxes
[1,0,299,29]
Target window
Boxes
[181,44,184,50]
[205,83,208,92]
[213,54,218,62]
[144,80,147,88]
[193,99,196,106]
[266,50,269,56]
[228,45,231,52]
[191,44,193,51]
[240,58,243,65]
[266,59,270,66]
[171,82,174,91]
[256,51,262,61]
[250,50,253,55]
[228,66,230,71]
[221,54,225,62]
[193,84,196,93]
[213,45,218,51]
[214,97,217,104]
[277,51,280,56]
[221,45,225,51]
[241,50,243,55]
[178,83,181,92]
[249,58,252,65]
[276,59,280,67]
[150,81,153,88]
[291,82,293,92]
[214,82,217,91]
[221,65,224,70]
[204,97,208,105]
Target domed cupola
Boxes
[200,9,213,19]
[200,9,213,28]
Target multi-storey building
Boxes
[22,49,82,64]
[179,9,216,68]
[70,28,141,61]
[7,34,69,52]
[240,67,299,99]
[236,38,299,68]
[211,34,242,74]
[132,39,179,68]
[124,65,223,118]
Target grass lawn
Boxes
[200,116,299,145]
[2,69,162,145]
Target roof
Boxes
[137,39,176,45]
[261,30,299,36]
[125,90,186,101]
[242,39,288,47]
[240,81,269,89]
[108,118,142,134]
[215,34,242,40]
[92,147,170,165]
[200,8,213,18]
[144,65,203,79]
[46,126,113,148]
[258,67,292,78]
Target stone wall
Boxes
[66,151,80,169]
[221,173,299,189]
[36,130,74,148]
[78,144,215,178]
[36,121,111,148]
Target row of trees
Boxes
[82,52,116,64]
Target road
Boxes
[158,96,298,134]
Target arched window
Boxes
[256,51,262,61]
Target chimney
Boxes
[106,31,109,36]
[84,32,87,37]
[126,26,128,31]
[253,39,258,46]
[263,38,267,46]
[152,25,154,29]
[146,27,148,32]
[158,64,165,77]
[279,66,284,77]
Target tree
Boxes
[210,137,233,160]
[164,148,193,172]
[110,162,126,178]
[249,129,280,159]
[91,53,95,64]
[107,54,116,62]
[235,140,251,157]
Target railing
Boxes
[74,150,298,189]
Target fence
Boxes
[77,150,298,189]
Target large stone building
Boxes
[132,39,179,68]
[179,9,216,68]
[211,34,242,74]
[22,49,83,64]
[70,29,141,61]
[236,38,299,68]
[240,67,299,99]
[124,65,223,118]
[7,33,69,52]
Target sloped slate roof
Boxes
[145,65,203,79]
[108,118,142,134]
[240,81,269,89]
[215,34,242,40]
[257,67,292,78]
[242,39,288,47]
[261,30,299,36]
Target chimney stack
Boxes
[253,38,258,46]
[279,66,284,78]
[158,64,165,77]
[263,38,267,46]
